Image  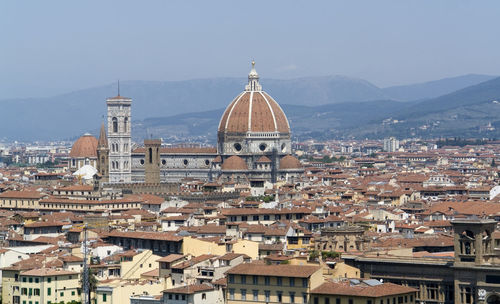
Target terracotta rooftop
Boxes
[311,281,417,298]
[21,268,78,277]
[141,268,159,277]
[0,190,44,199]
[218,91,290,134]
[221,155,248,171]
[70,134,98,158]
[24,221,68,228]
[171,254,216,270]
[156,254,186,263]
[164,283,214,294]
[280,155,302,170]
[226,263,321,278]
[103,231,183,242]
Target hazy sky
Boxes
[2,1,500,99]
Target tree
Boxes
[309,250,320,261]
[321,251,340,260]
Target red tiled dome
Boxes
[221,155,248,171]
[279,155,302,170]
[256,156,272,163]
[70,134,98,158]
[218,91,290,134]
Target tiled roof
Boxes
[218,91,290,134]
[70,134,98,158]
[280,155,302,170]
[226,263,321,278]
[221,155,247,171]
[311,281,416,297]
[171,254,215,270]
[163,283,214,294]
[21,268,78,277]
[0,190,44,199]
[156,254,186,263]
[103,231,183,242]
[24,221,68,228]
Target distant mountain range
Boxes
[136,76,500,141]
[381,74,496,101]
[0,74,498,141]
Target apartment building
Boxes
[226,263,323,304]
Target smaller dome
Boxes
[279,155,302,170]
[256,156,272,163]
[221,155,248,171]
[70,134,98,158]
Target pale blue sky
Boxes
[1,1,499,98]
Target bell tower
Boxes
[96,122,109,183]
[106,90,132,183]
[144,139,161,184]
[452,219,496,266]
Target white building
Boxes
[107,94,132,183]
[383,137,400,152]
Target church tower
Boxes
[452,219,495,266]
[144,139,161,184]
[106,93,132,183]
[96,122,109,183]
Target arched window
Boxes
[149,148,153,164]
[112,117,118,133]
[460,230,475,255]
[124,117,128,132]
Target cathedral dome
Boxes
[279,155,302,170]
[221,155,248,171]
[70,133,98,158]
[218,62,290,135]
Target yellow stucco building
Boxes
[2,268,80,304]
[226,263,323,304]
